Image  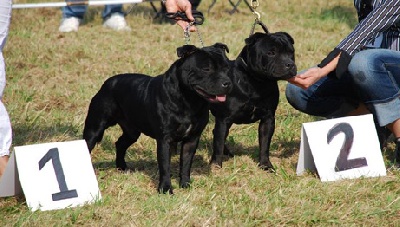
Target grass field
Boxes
[2,0,400,226]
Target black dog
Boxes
[83,43,232,194]
[209,32,297,170]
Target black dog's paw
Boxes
[158,182,174,194]
[116,161,127,171]
[210,152,234,166]
[210,163,222,171]
[179,175,191,189]
[210,155,224,168]
[179,181,191,189]
[259,160,275,172]
[158,187,173,194]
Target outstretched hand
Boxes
[289,54,341,89]
[288,67,325,89]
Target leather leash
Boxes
[165,10,205,25]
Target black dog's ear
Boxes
[276,31,295,45]
[177,45,198,58]
[213,42,229,53]
[245,32,266,45]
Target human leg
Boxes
[349,49,400,127]
[0,97,11,177]
[61,5,87,19]
[285,71,359,118]
[0,0,12,177]
[59,0,88,32]
[348,49,400,164]
[102,4,124,18]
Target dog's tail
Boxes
[83,85,118,152]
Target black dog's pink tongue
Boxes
[216,95,226,102]
[209,95,226,103]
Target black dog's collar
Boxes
[236,56,276,82]
[237,57,249,71]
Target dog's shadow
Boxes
[90,133,302,189]
[91,136,212,189]
[91,131,301,183]
[203,137,300,169]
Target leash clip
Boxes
[253,11,261,22]
[250,0,259,10]
[248,0,268,36]
[249,0,261,26]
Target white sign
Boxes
[297,114,386,181]
[0,140,101,211]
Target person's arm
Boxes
[320,0,400,79]
[290,0,400,90]
[164,0,196,31]
[288,54,340,89]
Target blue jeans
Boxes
[61,1,124,20]
[286,49,400,127]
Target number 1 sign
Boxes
[0,140,101,211]
[296,114,387,181]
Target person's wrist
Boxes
[318,67,330,79]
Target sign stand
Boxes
[0,140,101,211]
[296,114,387,181]
[0,152,22,197]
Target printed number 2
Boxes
[39,148,78,201]
[327,123,368,172]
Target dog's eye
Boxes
[202,68,211,72]
[267,51,276,57]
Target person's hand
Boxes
[289,53,341,89]
[164,0,196,32]
[288,67,325,89]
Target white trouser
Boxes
[0,0,12,157]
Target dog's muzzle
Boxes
[193,79,232,103]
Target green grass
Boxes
[2,0,400,226]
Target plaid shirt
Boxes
[319,0,400,78]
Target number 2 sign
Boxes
[0,140,101,211]
[296,114,387,181]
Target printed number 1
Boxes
[327,123,368,172]
[39,148,78,201]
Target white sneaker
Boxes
[103,13,131,31]
[59,17,80,32]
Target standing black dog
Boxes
[83,43,232,194]
[209,32,297,170]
